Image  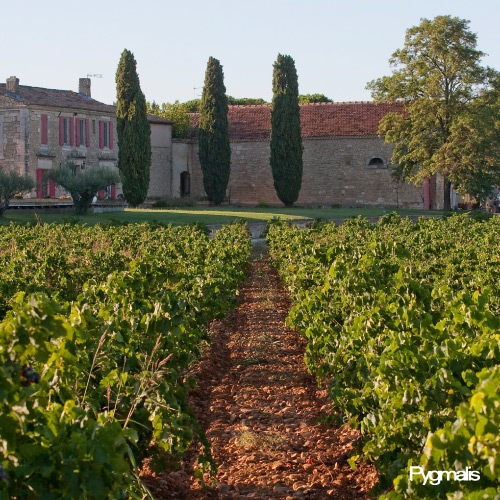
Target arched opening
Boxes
[180,171,190,197]
[368,157,385,168]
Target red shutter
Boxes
[75,119,80,147]
[98,190,105,199]
[37,169,43,198]
[109,121,113,149]
[85,119,90,147]
[69,117,74,146]
[49,179,55,197]
[41,114,48,144]
[99,121,104,148]
[111,184,116,200]
[59,117,64,146]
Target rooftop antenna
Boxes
[193,83,202,98]
[87,73,103,79]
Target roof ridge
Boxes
[227,104,271,108]
[299,100,379,106]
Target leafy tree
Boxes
[298,93,332,104]
[185,97,268,110]
[439,88,500,201]
[198,57,231,205]
[115,49,151,207]
[0,166,34,216]
[146,100,192,138]
[270,53,303,206]
[227,96,269,105]
[49,162,120,214]
[367,15,499,209]
[184,99,201,112]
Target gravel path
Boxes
[141,248,378,499]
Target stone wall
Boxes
[148,123,172,198]
[176,136,426,208]
[172,139,204,200]
[0,109,28,176]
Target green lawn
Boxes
[1,206,443,226]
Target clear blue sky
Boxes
[3,0,499,106]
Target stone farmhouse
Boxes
[0,76,172,200]
[0,76,443,209]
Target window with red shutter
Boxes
[41,115,48,145]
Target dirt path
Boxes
[142,247,378,499]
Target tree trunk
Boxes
[0,197,9,217]
[444,178,451,211]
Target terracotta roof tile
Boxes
[189,101,404,140]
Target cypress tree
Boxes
[115,49,151,207]
[198,57,231,205]
[270,54,303,206]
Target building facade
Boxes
[172,103,444,209]
[0,76,172,200]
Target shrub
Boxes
[49,162,120,215]
[0,166,35,216]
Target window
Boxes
[92,120,96,134]
[59,116,73,146]
[99,120,114,149]
[367,157,385,168]
[74,118,90,147]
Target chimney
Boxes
[6,76,19,94]
[79,78,91,97]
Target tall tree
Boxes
[198,57,231,205]
[270,54,303,206]
[367,15,499,209]
[115,49,151,207]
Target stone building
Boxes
[0,75,443,209]
[0,76,172,200]
[172,103,444,209]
